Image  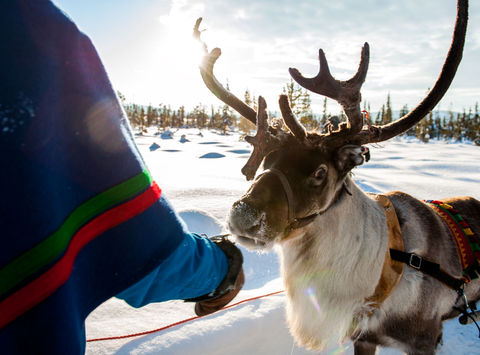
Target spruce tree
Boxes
[146,105,154,126]
[321,97,328,130]
[473,102,480,142]
[385,93,393,124]
[244,89,252,107]
[282,79,312,118]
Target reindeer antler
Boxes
[193,18,257,124]
[289,43,369,138]
[289,0,468,148]
[194,0,468,179]
[194,18,290,180]
[279,94,307,141]
[356,0,468,144]
[242,97,285,180]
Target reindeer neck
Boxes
[279,177,390,299]
[276,180,397,350]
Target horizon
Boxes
[52,1,480,116]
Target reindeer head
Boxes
[194,0,467,250]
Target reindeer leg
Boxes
[353,340,377,355]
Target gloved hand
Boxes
[185,235,244,316]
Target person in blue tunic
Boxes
[0,1,244,354]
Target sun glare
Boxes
[131,4,211,108]
[121,1,247,110]
[158,11,205,67]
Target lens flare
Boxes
[305,286,321,313]
[328,344,350,355]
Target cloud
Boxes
[54,0,479,113]
[191,0,478,112]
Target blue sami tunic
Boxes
[0,1,228,354]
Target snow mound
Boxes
[161,130,174,139]
[178,210,225,236]
[149,142,160,151]
[200,152,225,159]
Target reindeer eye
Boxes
[313,165,327,180]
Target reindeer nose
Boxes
[228,200,266,236]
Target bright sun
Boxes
[122,4,234,109]
[161,17,204,64]
[138,10,209,107]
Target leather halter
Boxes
[257,168,297,222]
[256,168,347,235]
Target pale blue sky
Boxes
[52,0,480,115]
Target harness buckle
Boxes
[409,254,423,269]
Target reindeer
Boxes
[195,1,480,354]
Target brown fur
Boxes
[354,192,480,354]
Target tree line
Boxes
[118,82,480,144]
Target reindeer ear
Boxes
[335,145,368,173]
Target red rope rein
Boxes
[87,290,285,342]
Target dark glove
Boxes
[185,235,244,316]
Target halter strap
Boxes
[257,168,296,222]
[257,168,348,235]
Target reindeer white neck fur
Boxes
[278,178,388,349]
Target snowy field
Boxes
[86,128,480,355]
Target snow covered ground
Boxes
[85,128,480,355]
